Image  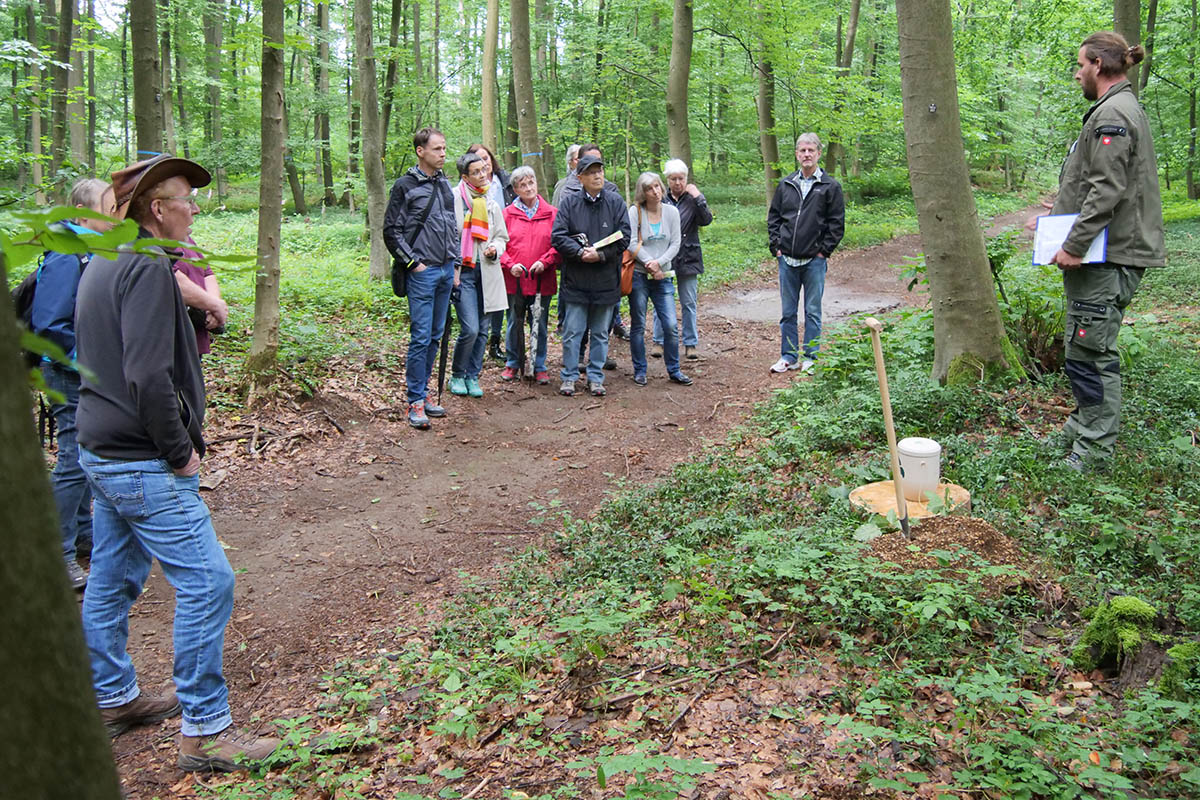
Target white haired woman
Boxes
[500,165,559,383]
[653,158,712,360]
[627,172,692,386]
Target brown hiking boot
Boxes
[178,725,281,773]
[100,691,182,738]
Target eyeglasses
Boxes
[154,188,200,206]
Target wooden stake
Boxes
[865,317,909,538]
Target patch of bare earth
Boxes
[103,207,1048,798]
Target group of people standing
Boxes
[383,128,716,428]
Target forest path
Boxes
[110,204,1036,797]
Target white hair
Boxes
[566,144,581,169]
[795,132,822,150]
[662,159,689,178]
[510,165,537,187]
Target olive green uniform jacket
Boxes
[1051,80,1165,267]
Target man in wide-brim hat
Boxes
[74,154,281,772]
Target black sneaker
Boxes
[669,372,693,386]
[65,559,88,591]
[633,374,647,386]
[612,322,630,341]
[604,358,617,370]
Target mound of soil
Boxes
[869,515,1027,575]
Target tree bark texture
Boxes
[202,0,226,196]
[130,0,163,158]
[1188,0,1197,199]
[381,0,402,159]
[895,0,1022,383]
[68,18,86,166]
[0,251,123,800]
[510,0,545,188]
[26,4,45,201]
[249,0,284,377]
[756,56,780,206]
[504,72,519,169]
[666,0,693,172]
[481,0,500,153]
[50,0,74,183]
[87,0,96,168]
[1140,0,1158,93]
[159,0,177,154]
[315,1,335,206]
[282,104,307,215]
[355,0,391,280]
[173,2,188,158]
[1113,0,1140,95]
[534,0,556,186]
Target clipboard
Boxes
[1033,214,1107,265]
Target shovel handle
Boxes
[864,317,909,536]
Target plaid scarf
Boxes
[459,181,490,268]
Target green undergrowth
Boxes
[200,228,1200,799]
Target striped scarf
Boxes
[459,181,490,268]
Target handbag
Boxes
[620,205,642,296]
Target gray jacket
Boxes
[382,166,458,268]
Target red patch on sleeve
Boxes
[1102,136,1112,145]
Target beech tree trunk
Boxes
[756,55,780,205]
[825,0,861,176]
[248,0,285,381]
[50,0,74,183]
[504,72,519,169]
[534,0,556,186]
[356,0,391,280]
[666,0,693,171]
[481,0,500,153]
[381,0,402,160]
[173,4,189,158]
[1140,0,1158,93]
[1113,0,1140,95]
[1188,0,1197,199]
[68,15,86,166]
[130,0,163,157]
[87,0,96,168]
[896,0,1023,383]
[159,0,177,154]
[283,105,307,215]
[510,0,544,188]
[0,250,123,800]
[315,1,335,206]
[28,4,45,201]
[202,0,226,196]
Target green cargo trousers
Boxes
[1061,263,1145,463]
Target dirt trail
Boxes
[110,205,1036,796]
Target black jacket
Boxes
[551,187,630,306]
[75,232,206,469]
[382,166,458,268]
[766,170,845,260]
[664,190,713,277]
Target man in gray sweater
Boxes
[75,154,279,772]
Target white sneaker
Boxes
[770,357,792,373]
[800,359,815,374]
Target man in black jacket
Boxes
[382,127,458,429]
[766,133,845,374]
[75,154,279,772]
[550,154,630,396]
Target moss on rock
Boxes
[1159,641,1200,700]
[1072,596,1159,672]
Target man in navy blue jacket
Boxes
[31,177,115,590]
[766,134,845,374]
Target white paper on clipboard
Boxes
[1033,214,1107,265]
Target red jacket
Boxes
[500,196,560,296]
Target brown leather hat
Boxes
[111,154,212,220]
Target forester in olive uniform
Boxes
[1045,31,1165,471]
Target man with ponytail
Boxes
[1041,31,1165,472]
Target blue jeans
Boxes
[452,266,486,379]
[779,255,827,362]
[560,301,616,385]
[79,448,235,737]
[630,273,680,377]
[406,261,456,404]
[43,363,93,560]
[488,309,505,340]
[653,274,699,347]
[505,293,552,373]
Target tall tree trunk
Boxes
[504,72,519,169]
[381,0,402,160]
[0,252,124,800]
[1188,0,1197,199]
[412,0,422,87]
[131,0,163,158]
[342,68,359,208]
[355,0,390,280]
[534,0,556,186]
[665,0,693,171]
[481,0,500,152]
[590,0,606,141]
[283,104,307,214]
[87,0,96,169]
[433,0,440,125]
[825,0,861,176]
[1140,0,1158,92]
[50,0,74,185]
[895,0,1023,383]
[25,5,43,198]
[249,0,285,383]
[756,55,780,205]
[202,0,226,196]
[120,6,129,164]
[1113,0,1141,95]
[511,0,544,187]
[159,0,177,154]
[68,16,86,166]
[173,2,188,158]
[315,1,335,206]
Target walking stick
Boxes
[527,293,542,380]
[864,317,910,538]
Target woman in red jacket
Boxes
[500,166,560,384]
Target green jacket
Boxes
[1051,80,1165,267]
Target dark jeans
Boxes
[43,362,92,560]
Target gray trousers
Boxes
[1061,263,1145,462]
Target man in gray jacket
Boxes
[1041,31,1165,471]
[76,154,279,771]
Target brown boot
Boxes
[100,691,181,738]
[178,725,281,773]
